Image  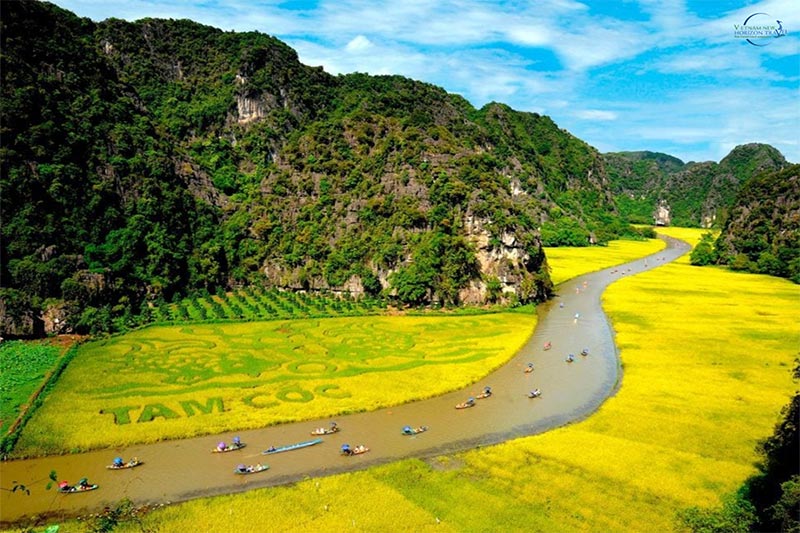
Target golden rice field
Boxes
[12,313,535,457]
[92,229,797,532]
[545,238,666,285]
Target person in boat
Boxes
[581,348,589,356]
[544,341,552,350]
[341,443,352,456]
[525,362,534,373]
[482,386,492,396]
[78,478,90,490]
[330,421,338,430]
[58,481,70,491]
[403,425,413,435]
[113,457,124,468]
[529,389,541,398]
[232,436,241,447]
[237,464,248,473]
[467,397,475,406]
[217,442,227,452]
[267,445,276,453]
[566,354,575,363]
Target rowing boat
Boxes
[234,464,269,475]
[310,425,339,435]
[262,438,323,455]
[58,480,98,494]
[212,442,246,453]
[106,458,143,470]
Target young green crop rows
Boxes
[157,288,385,324]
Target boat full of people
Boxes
[58,478,97,494]
[475,386,492,399]
[310,422,339,435]
[212,436,245,453]
[340,444,369,456]
[234,463,269,475]
[107,457,142,470]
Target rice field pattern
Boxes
[14,314,533,455]
[93,318,506,398]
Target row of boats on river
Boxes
[57,422,430,490]
[455,343,589,409]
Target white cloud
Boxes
[563,84,800,162]
[650,44,794,81]
[574,109,618,121]
[345,35,373,52]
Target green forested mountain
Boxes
[1,0,634,336]
[2,2,220,335]
[714,164,800,282]
[604,144,788,227]
[3,2,792,337]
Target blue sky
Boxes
[53,0,799,163]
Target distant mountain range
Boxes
[0,1,795,336]
[603,144,788,227]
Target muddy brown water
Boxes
[0,237,689,526]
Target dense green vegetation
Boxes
[604,144,788,227]
[2,1,794,339]
[714,164,800,283]
[689,232,718,266]
[4,0,642,336]
[603,150,685,224]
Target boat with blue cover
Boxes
[262,438,323,455]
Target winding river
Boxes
[0,236,690,526]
